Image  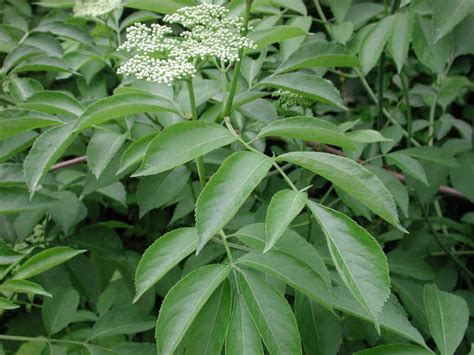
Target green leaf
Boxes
[239,270,302,355]
[117,134,154,175]
[13,246,85,280]
[432,0,474,42]
[155,264,231,355]
[137,166,190,217]
[346,129,391,143]
[134,227,198,302]
[277,40,359,73]
[257,116,355,150]
[360,15,396,74]
[226,294,263,355]
[0,187,53,214]
[355,344,432,354]
[24,122,78,194]
[333,287,426,347]
[235,224,331,287]
[389,11,414,73]
[195,151,273,253]
[249,25,307,49]
[294,292,341,355]
[124,0,195,14]
[450,152,474,202]
[237,250,332,309]
[424,284,469,355]
[0,239,23,265]
[19,91,84,117]
[0,163,25,187]
[77,93,176,130]
[42,287,80,335]
[279,152,402,230]
[0,132,38,163]
[0,109,62,140]
[308,201,390,328]
[0,279,52,297]
[12,55,75,74]
[134,121,236,176]
[186,280,232,354]
[388,251,434,281]
[258,73,346,110]
[398,146,458,167]
[89,305,155,339]
[386,152,429,185]
[265,189,307,252]
[1,45,43,73]
[87,130,128,179]
[7,77,43,102]
[0,297,19,310]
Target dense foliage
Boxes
[0,0,473,354]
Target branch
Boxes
[50,156,87,171]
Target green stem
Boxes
[222,0,252,118]
[428,92,438,146]
[312,0,330,33]
[0,334,100,349]
[186,78,207,189]
[218,230,234,264]
[400,73,413,147]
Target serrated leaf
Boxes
[235,224,331,287]
[155,264,231,355]
[389,11,414,73]
[0,187,54,214]
[333,287,426,347]
[432,0,474,42]
[249,25,307,49]
[89,305,155,339]
[258,73,346,110]
[196,151,273,253]
[0,279,52,297]
[308,201,390,328]
[0,109,62,140]
[424,284,469,355]
[19,91,84,117]
[398,146,458,167]
[42,287,80,335]
[277,40,359,73]
[12,55,75,74]
[387,152,429,185]
[1,45,43,73]
[77,93,176,130]
[239,270,302,355]
[265,189,307,252]
[186,280,231,354]
[13,246,85,280]
[295,292,341,355]
[134,227,198,302]
[117,134,154,175]
[87,130,128,179]
[137,166,190,217]
[237,250,331,309]
[24,122,78,194]
[7,77,43,102]
[257,116,355,150]
[135,121,236,176]
[347,129,391,143]
[278,152,403,230]
[360,15,396,73]
[226,294,263,355]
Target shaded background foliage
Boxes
[0,0,473,354]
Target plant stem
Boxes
[186,78,207,189]
[218,230,234,264]
[428,92,438,146]
[400,73,413,147]
[0,334,84,348]
[222,0,252,118]
[376,53,385,130]
[421,205,474,284]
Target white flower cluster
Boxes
[272,89,313,109]
[73,0,121,17]
[117,4,255,84]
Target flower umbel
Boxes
[73,0,121,17]
[117,4,256,85]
